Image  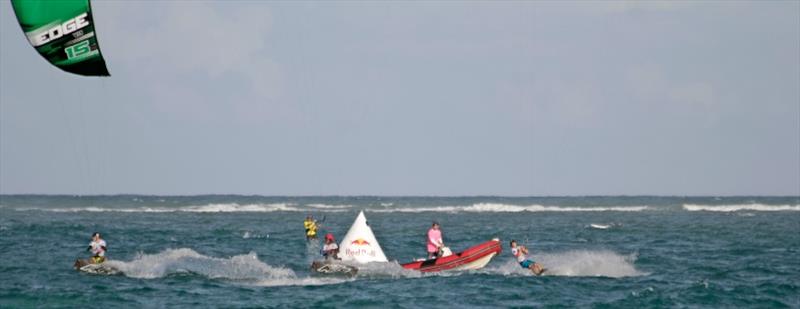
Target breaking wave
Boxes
[683,204,800,212]
[307,204,352,209]
[13,203,648,213]
[370,203,649,213]
[105,248,349,286]
[15,203,349,213]
[588,223,622,230]
[484,250,645,278]
[22,202,798,213]
[242,231,267,239]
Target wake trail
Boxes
[105,248,350,286]
[483,250,646,278]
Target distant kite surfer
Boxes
[510,240,545,275]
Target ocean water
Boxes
[0,195,798,308]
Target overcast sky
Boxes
[1,1,798,196]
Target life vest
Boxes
[90,239,106,257]
[511,246,526,262]
[304,219,317,237]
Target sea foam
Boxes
[683,204,800,212]
[106,248,293,279]
[105,248,349,286]
[307,204,352,209]
[17,203,348,213]
[536,250,646,277]
[483,250,646,278]
[370,203,649,213]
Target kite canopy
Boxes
[11,0,109,76]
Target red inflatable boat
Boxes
[401,239,502,272]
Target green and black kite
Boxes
[11,0,110,76]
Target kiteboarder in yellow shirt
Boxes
[304,215,318,241]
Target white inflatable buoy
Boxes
[338,211,388,263]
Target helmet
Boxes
[325,233,335,241]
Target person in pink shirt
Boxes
[427,221,444,259]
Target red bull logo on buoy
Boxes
[351,238,370,246]
[345,238,377,257]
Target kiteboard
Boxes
[74,259,120,275]
[310,260,358,277]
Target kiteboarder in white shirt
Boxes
[510,240,545,275]
[322,233,340,260]
[87,232,107,264]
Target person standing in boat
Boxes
[321,233,340,260]
[427,221,444,259]
[87,232,107,264]
[304,215,318,241]
[510,240,545,275]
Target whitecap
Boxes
[370,203,649,213]
[103,248,347,287]
[306,204,352,210]
[683,204,800,212]
[16,203,347,213]
[483,250,646,278]
[106,248,294,280]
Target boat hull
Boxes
[401,239,502,272]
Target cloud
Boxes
[94,2,284,122]
[510,63,720,130]
[669,82,715,109]
[594,0,695,14]
[542,82,604,128]
[622,64,719,126]
[625,64,717,108]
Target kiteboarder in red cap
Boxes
[322,233,340,260]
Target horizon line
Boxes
[1,193,798,198]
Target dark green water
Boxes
[1,196,798,308]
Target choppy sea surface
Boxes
[0,195,798,308]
